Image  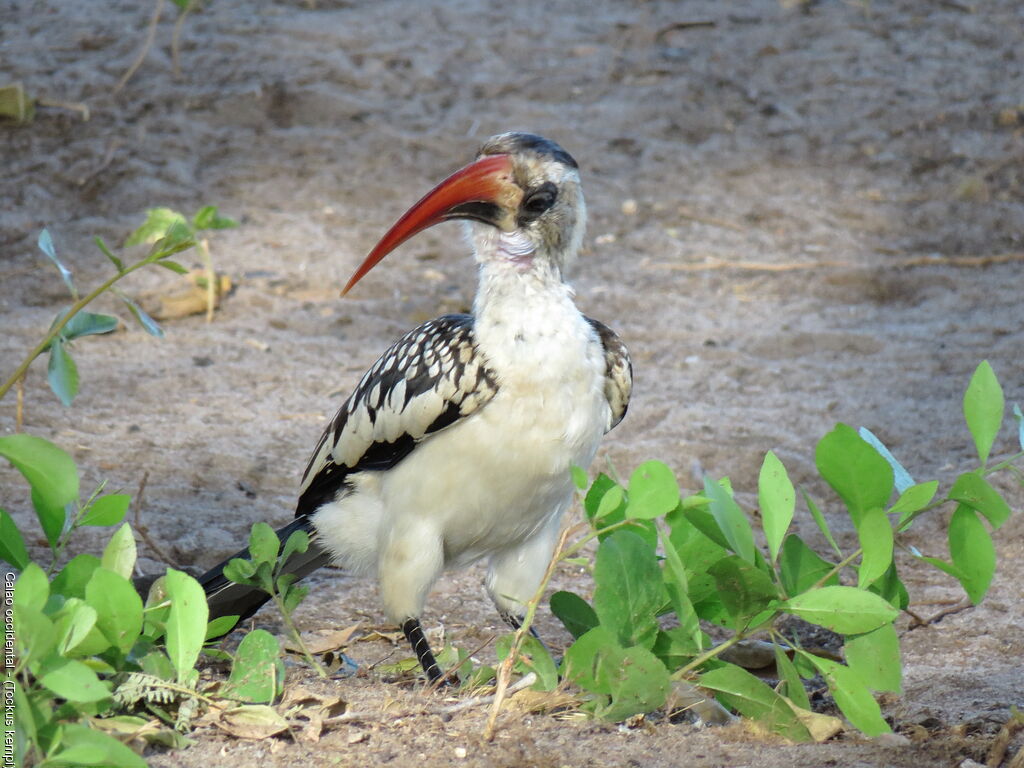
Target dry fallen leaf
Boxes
[284,623,361,655]
[209,704,289,740]
[138,269,233,320]
[508,688,580,714]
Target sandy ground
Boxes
[2,0,1024,765]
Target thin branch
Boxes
[323,673,538,727]
[114,0,165,94]
[132,471,180,569]
[484,526,572,741]
[645,251,1024,274]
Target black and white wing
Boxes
[585,316,632,432]
[296,314,498,518]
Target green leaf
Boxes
[281,582,309,614]
[117,293,164,338]
[855,507,893,589]
[698,663,812,742]
[779,534,838,596]
[585,473,618,520]
[205,614,239,640]
[38,657,111,702]
[94,235,124,272]
[759,451,795,563]
[125,207,190,246]
[562,626,618,693]
[844,623,901,693]
[47,339,79,406]
[801,488,842,558]
[52,597,98,655]
[32,489,66,551]
[280,528,309,568]
[0,508,29,568]
[248,521,280,565]
[224,629,283,703]
[666,506,727,605]
[39,228,76,296]
[867,561,909,611]
[892,481,939,530]
[496,633,559,691]
[550,590,598,640]
[101,523,137,579]
[658,527,702,649]
[651,627,700,668]
[707,555,779,629]
[61,311,119,341]
[594,484,625,521]
[52,723,146,768]
[805,655,891,736]
[948,471,1011,529]
[948,505,995,604]
[156,259,190,275]
[781,586,898,634]
[703,476,755,563]
[14,562,49,611]
[963,360,1003,466]
[80,493,131,527]
[914,553,966,582]
[593,644,671,721]
[773,643,810,710]
[592,531,664,649]
[164,568,209,683]
[192,205,238,231]
[223,557,257,584]
[51,554,101,599]
[571,465,588,490]
[86,567,144,654]
[858,427,914,493]
[13,604,56,665]
[625,460,680,520]
[815,424,894,526]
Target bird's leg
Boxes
[500,610,547,648]
[401,617,444,684]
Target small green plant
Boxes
[1,206,235,414]
[492,361,1020,740]
[221,523,326,677]
[0,434,310,766]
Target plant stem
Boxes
[984,450,1024,475]
[484,525,572,741]
[0,243,192,403]
[809,547,863,592]
[271,592,327,678]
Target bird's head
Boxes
[342,132,585,295]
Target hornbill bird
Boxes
[199,132,632,682]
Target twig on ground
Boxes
[36,98,90,121]
[645,251,1024,274]
[132,472,180,568]
[907,597,973,630]
[76,140,122,187]
[426,633,497,694]
[115,0,165,94]
[323,673,538,728]
[484,526,572,741]
[171,1,194,78]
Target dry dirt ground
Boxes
[3,0,1024,766]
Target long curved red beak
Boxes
[341,154,515,296]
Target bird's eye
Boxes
[521,182,558,217]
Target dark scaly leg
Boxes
[402,617,443,683]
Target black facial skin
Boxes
[518,181,558,226]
